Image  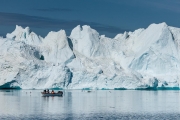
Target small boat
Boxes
[41,92,63,97]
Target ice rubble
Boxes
[1,22,180,89]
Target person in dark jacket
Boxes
[43,89,46,93]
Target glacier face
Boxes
[0,22,180,89]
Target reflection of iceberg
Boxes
[1,23,180,89]
[0,90,179,118]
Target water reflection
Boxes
[0,90,180,119]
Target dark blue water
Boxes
[0,90,180,120]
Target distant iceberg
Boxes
[0,22,180,89]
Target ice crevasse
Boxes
[1,22,180,90]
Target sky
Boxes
[0,0,180,38]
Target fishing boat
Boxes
[41,91,63,97]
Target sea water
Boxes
[0,90,180,119]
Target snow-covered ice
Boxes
[0,22,180,89]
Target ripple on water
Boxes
[1,113,180,120]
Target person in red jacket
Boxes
[51,90,55,94]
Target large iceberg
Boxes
[1,22,180,89]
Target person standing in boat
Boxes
[44,89,46,93]
[51,90,55,94]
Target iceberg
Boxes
[0,22,180,89]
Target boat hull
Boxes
[41,92,63,96]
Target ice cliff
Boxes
[1,22,180,89]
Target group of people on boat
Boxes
[43,89,63,94]
[43,89,55,94]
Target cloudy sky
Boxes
[0,0,180,37]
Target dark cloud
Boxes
[35,8,72,12]
[0,12,129,37]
